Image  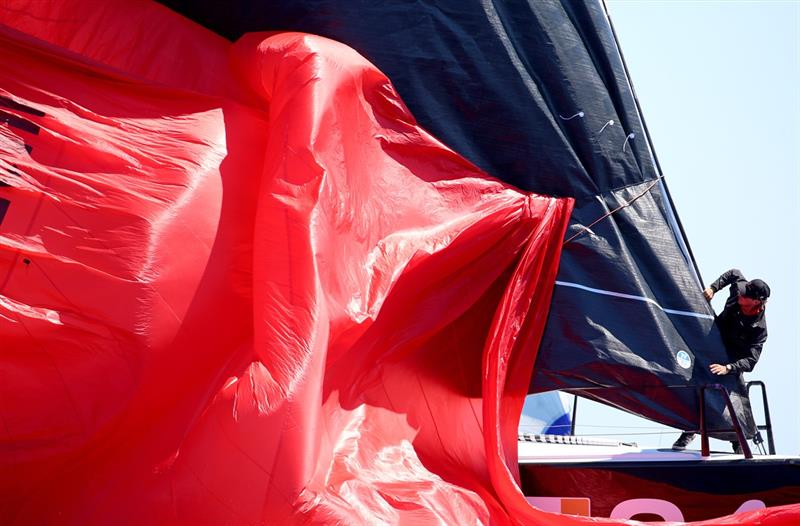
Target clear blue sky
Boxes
[569,1,800,454]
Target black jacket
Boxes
[709,269,768,374]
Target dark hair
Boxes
[745,279,770,301]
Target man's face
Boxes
[738,295,766,316]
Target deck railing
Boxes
[562,382,770,459]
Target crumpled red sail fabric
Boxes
[0,2,798,525]
[0,6,568,523]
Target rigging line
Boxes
[566,431,675,437]
[519,423,677,431]
[562,175,664,245]
[535,424,671,430]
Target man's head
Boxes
[738,279,770,316]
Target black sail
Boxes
[158,0,753,436]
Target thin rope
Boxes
[597,119,614,134]
[564,431,675,437]
[622,132,635,152]
[559,111,584,121]
[563,175,664,245]
[520,423,670,431]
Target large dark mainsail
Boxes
[157,0,752,435]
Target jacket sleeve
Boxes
[728,332,767,374]
[709,268,744,293]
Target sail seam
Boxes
[555,280,714,320]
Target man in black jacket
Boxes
[672,269,770,453]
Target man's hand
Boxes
[710,363,730,375]
[703,287,715,301]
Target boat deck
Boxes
[517,433,798,464]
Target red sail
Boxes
[0,2,797,525]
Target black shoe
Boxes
[672,432,695,451]
[731,441,743,454]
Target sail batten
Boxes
[555,281,715,320]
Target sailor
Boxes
[672,269,770,453]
